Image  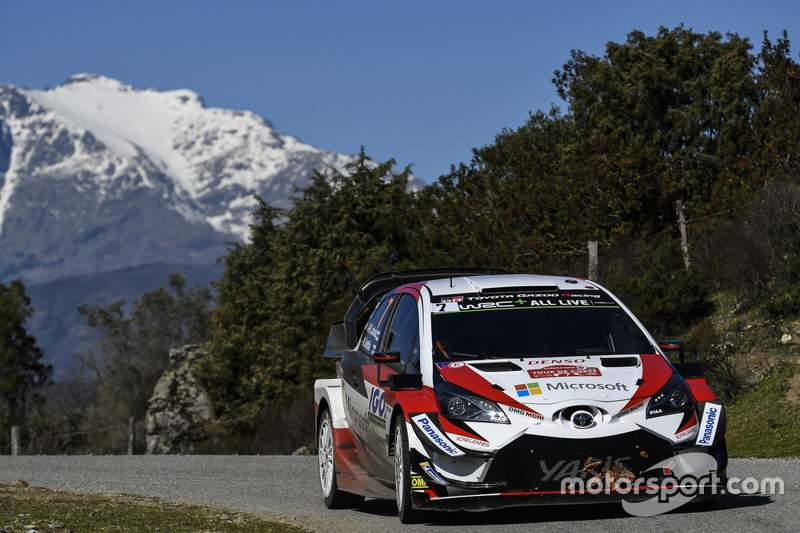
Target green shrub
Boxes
[604,235,713,339]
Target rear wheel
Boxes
[394,419,423,523]
[318,408,364,508]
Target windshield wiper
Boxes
[451,351,506,359]
[559,349,621,356]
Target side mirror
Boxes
[373,351,401,362]
[659,339,705,378]
[658,339,685,364]
[674,362,705,379]
[380,372,423,391]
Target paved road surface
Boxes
[0,456,794,532]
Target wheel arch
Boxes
[316,396,330,435]
[388,404,407,457]
[314,378,346,436]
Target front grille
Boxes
[485,431,673,491]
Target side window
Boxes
[384,294,420,369]
[360,295,395,356]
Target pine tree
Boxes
[0,279,51,444]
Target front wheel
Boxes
[318,408,364,509]
[394,418,423,523]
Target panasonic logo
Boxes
[411,415,464,456]
[697,404,720,446]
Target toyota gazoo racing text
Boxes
[314,270,728,522]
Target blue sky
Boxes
[2,1,797,184]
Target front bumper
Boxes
[409,430,727,511]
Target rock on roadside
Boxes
[145,344,212,454]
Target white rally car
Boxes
[314,270,727,522]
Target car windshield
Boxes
[430,291,654,362]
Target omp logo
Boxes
[515,383,542,397]
[411,415,464,456]
[696,404,721,446]
[411,475,429,489]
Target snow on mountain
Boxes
[0,73,375,287]
[8,73,357,241]
[0,74,374,373]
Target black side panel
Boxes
[340,351,369,398]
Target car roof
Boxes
[342,268,508,326]
[421,274,600,296]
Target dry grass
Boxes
[0,481,308,533]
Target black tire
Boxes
[394,419,424,523]
[318,408,364,509]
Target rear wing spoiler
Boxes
[323,268,507,357]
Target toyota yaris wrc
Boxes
[314,270,727,522]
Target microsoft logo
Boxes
[515,382,542,397]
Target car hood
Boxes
[436,354,674,407]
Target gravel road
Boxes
[0,456,795,532]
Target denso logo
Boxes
[528,358,587,365]
[697,404,720,446]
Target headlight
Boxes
[647,374,695,418]
[435,382,510,424]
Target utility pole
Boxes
[11,426,20,456]
[588,241,598,280]
[676,201,690,269]
[128,417,135,455]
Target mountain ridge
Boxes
[0,74,368,374]
[2,74,358,248]
[0,75,367,287]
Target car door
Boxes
[363,291,421,481]
[339,293,398,475]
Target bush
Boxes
[684,315,745,399]
[695,179,800,316]
[603,234,713,339]
[197,396,315,455]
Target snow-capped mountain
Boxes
[0,74,365,373]
[0,74,358,284]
